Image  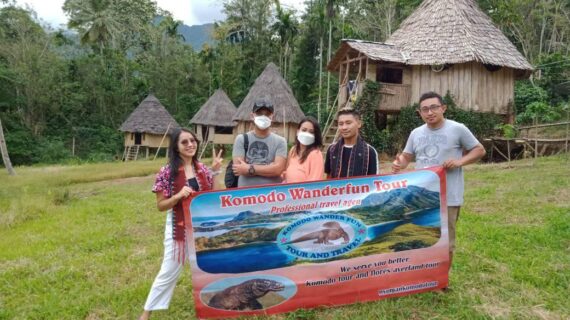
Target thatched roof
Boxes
[328,0,532,73]
[233,63,305,123]
[386,0,532,70]
[190,89,237,127]
[119,94,180,134]
[328,40,406,69]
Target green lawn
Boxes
[1,156,569,319]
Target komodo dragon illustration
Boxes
[287,221,350,245]
[207,279,285,310]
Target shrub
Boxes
[36,138,72,164]
[353,81,384,150]
[514,81,548,114]
[516,101,562,124]
[495,123,517,139]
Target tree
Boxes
[481,0,570,62]
[324,0,345,119]
[0,6,67,136]
[343,0,421,41]
[160,16,184,41]
[63,0,120,50]
[272,1,298,81]
[0,117,16,175]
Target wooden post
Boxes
[317,37,323,123]
[154,122,172,160]
[507,139,511,164]
[72,136,75,156]
[0,117,16,175]
[283,101,287,143]
[534,116,538,159]
[564,104,570,155]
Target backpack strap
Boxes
[243,133,249,156]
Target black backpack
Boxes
[224,133,249,188]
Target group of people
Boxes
[231,100,379,187]
[139,91,486,319]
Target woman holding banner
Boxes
[283,116,324,183]
[139,128,222,320]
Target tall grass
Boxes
[0,156,568,319]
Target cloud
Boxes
[11,0,307,28]
[188,0,225,26]
[154,0,193,25]
[13,0,67,27]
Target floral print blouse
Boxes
[152,163,214,198]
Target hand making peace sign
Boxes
[211,148,224,172]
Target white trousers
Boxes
[144,212,185,311]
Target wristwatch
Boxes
[248,164,256,176]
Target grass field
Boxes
[1,156,569,319]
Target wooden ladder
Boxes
[322,98,352,151]
[322,119,338,151]
[123,145,140,161]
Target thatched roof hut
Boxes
[119,94,179,159]
[120,94,179,135]
[327,0,533,118]
[385,0,533,75]
[191,89,236,127]
[233,63,305,143]
[190,89,237,144]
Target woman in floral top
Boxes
[139,128,223,320]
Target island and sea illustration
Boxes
[191,174,442,274]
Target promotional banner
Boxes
[186,167,449,318]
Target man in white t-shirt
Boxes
[392,91,486,268]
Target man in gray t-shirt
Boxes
[232,100,287,187]
[392,92,486,268]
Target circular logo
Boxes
[423,144,439,158]
[277,214,367,260]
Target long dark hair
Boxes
[293,116,323,164]
[168,128,200,181]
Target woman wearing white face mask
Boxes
[283,116,324,183]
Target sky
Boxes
[11,0,306,28]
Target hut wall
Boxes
[195,124,204,141]
[124,133,169,148]
[143,134,170,148]
[207,126,215,142]
[195,124,212,142]
[410,62,514,114]
[403,67,412,84]
[213,134,235,144]
[124,133,133,146]
[366,59,375,80]
[233,121,251,137]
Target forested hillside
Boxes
[0,0,568,165]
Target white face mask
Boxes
[254,115,272,130]
[297,131,315,146]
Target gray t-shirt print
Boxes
[248,141,271,165]
[415,134,448,167]
[232,132,288,187]
[404,119,480,206]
